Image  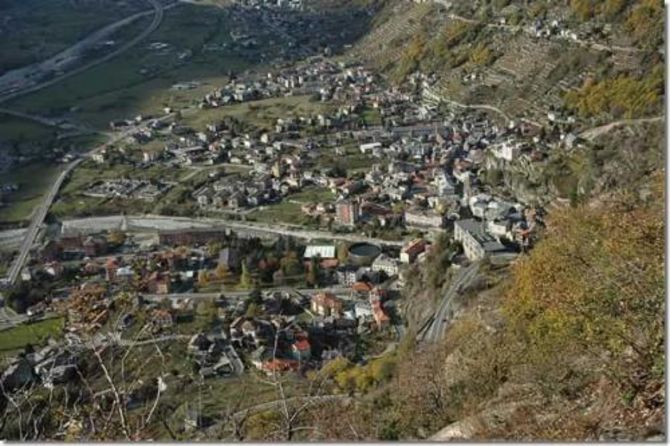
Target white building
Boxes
[454,219,507,261]
[371,254,400,276]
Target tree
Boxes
[245,302,262,318]
[107,230,127,246]
[239,263,252,289]
[306,256,320,287]
[197,270,210,288]
[336,243,349,263]
[207,241,223,258]
[214,264,230,282]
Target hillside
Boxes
[304,0,666,441]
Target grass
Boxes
[247,201,308,226]
[288,186,336,204]
[180,95,330,131]
[0,116,56,143]
[0,163,63,225]
[0,317,65,358]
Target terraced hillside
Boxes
[350,0,662,127]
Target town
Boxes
[0,0,630,439]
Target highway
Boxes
[419,261,480,343]
[4,161,82,286]
[0,0,171,104]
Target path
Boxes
[579,116,664,141]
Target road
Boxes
[58,214,406,247]
[422,87,511,123]
[579,116,664,141]
[0,0,171,104]
[3,115,176,287]
[4,162,82,286]
[419,261,480,343]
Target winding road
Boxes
[579,116,664,141]
[0,0,171,104]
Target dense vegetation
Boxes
[564,63,664,119]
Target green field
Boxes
[0,163,63,225]
[0,116,56,143]
[180,95,331,131]
[0,317,65,358]
[290,186,336,203]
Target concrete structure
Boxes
[454,219,507,261]
[347,242,382,266]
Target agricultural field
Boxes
[180,95,332,131]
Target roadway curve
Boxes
[579,116,664,141]
[0,0,170,104]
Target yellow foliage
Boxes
[504,171,664,380]
[469,44,493,66]
[564,65,663,118]
[626,0,664,47]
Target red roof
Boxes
[293,338,311,352]
[352,281,372,292]
[262,358,299,373]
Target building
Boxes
[400,239,428,264]
[454,219,507,261]
[303,245,336,259]
[404,208,444,229]
[371,254,400,276]
[311,292,344,318]
[218,248,241,271]
[336,265,358,286]
[291,337,311,362]
[335,200,359,226]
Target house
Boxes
[400,239,428,264]
[371,301,390,329]
[335,200,359,226]
[105,258,119,281]
[336,265,358,286]
[83,236,108,257]
[404,208,444,229]
[303,245,335,260]
[147,272,171,294]
[310,292,343,318]
[371,254,399,276]
[291,337,311,362]
[188,333,212,353]
[454,219,507,261]
[151,309,174,329]
[218,248,241,271]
